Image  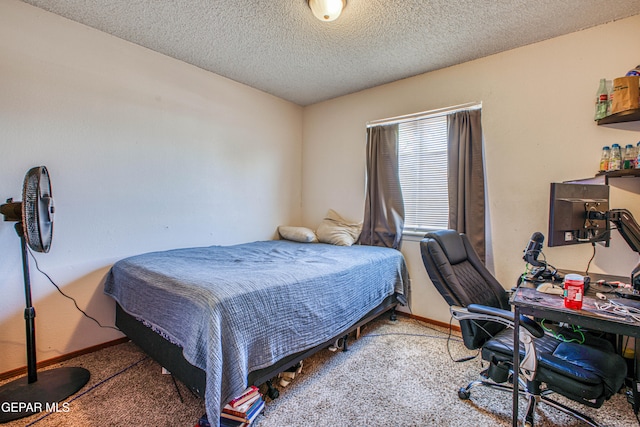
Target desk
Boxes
[511,285,640,427]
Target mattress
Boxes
[104,240,408,425]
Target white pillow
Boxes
[316,209,362,246]
[278,226,318,243]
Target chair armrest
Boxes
[450,304,540,381]
[467,304,544,338]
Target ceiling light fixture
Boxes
[308,0,346,22]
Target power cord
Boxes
[343,317,470,362]
[446,316,479,363]
[540,319,585,344]
[518,264,532,286]
[594,299,640,322]
[28,248,120,332]
[381,317,473,362]
[362,318,465,344]
[584,242,596,276]
[25,355,148,426]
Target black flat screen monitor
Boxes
[548,182,610,247]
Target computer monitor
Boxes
[548,182,610,247]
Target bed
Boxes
[104,239,408,425]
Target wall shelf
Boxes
[566,169,640,186]
[597,108,640,125]
[595,169,640,179]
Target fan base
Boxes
[0,367,90,423]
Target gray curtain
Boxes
[447,109,486,262]
[361,124,405,249]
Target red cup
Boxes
[563,273,584,310]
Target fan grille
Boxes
[22,166,53,253]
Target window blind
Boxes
[398,115,448,233]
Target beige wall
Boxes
[302,15,640,322]
[0,1,303,374]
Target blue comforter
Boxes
[104,240,408,425]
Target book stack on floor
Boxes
[221,385,264,427]
[195,386,264,427]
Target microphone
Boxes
[523,232,545,267]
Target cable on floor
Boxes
[25,355,149,426]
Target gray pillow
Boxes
[278,226,318,243]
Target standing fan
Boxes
[0,166,90,423]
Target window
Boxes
[398,114,449,234]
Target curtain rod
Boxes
[366,101,482,128]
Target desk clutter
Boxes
[524,272,587,309]
[594,298,640,323]
[536,282,563,295]
[518,232,640,335]
[522,274,640,325]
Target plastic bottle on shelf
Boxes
[594,78,609,121]
[606,80,613,116]
[630,144,638,169]
[609,143,622,171]
[599,146,610,172]
[623,144,635,169]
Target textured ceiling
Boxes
[20,0,640,106]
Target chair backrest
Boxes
[420,229,510,349]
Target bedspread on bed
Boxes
[104,240,408,425]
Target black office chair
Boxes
[420,229,627,427]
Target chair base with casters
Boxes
[420,230,628,427]
[452,304,626,427]
[457,373,602,427]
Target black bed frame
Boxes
[115,294,398,399]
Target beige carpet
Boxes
[1,316,637,427]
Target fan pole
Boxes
[17,222,38,383]
[0,166,90,423]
